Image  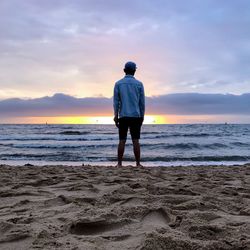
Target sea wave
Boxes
[0,137,116,142]
[1,153,250,163]
[59,131,90,135]
[117,155,250,162]
[154,132,232,139]
[1,141,232,150]
[231,142,250,147]
[1,124,250,164]
[0,152,84,161]
[9,144,117,149]
[145,142,229,150]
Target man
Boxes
[113,61,145,167]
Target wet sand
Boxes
[0,164,250,250]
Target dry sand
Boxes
[0,164,250,250]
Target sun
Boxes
[143,115,167,124]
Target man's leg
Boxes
[117,140,126,167]
[130,118,143,167]
[117,118,128,167]
[132,139,142,167]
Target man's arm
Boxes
[113,83,119,127]
[139,84,145,121]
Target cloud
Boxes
[0,93,249,117]
[147,93,250,115]
[0,93,111,117]
[0,0,250,99]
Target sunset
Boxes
[0,1,250,249]
[3,114,248,125]
[3,115,168,124]
[39,115,169,124]
[0,0,250,123]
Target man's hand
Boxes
[141,116,144,125]
[114,116,119,128]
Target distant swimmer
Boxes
[113,61,145,167]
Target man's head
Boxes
[124,61,137,75]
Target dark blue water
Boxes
[0,124,250,166]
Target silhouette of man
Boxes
[113,61,145,167]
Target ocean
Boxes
[0,124,250,166]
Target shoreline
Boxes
[0,164,250,249]
[1,160,250,168]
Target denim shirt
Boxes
[113,75,145,118]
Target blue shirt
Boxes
[113,75,145,118]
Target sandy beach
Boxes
[0,164,250,250]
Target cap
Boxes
[124,61,137,71]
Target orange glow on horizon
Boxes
[26,115,170,124]
[1,114,235,124]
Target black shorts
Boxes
[118,117,143,140]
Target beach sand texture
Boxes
[0,164,250,250]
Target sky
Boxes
[0,0,249,123]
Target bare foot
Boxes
[136,164,144,168]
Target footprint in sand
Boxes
[43,195,72,208]
[69,219,130,236]
[0,221,30,243]
[141,208,171,228]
